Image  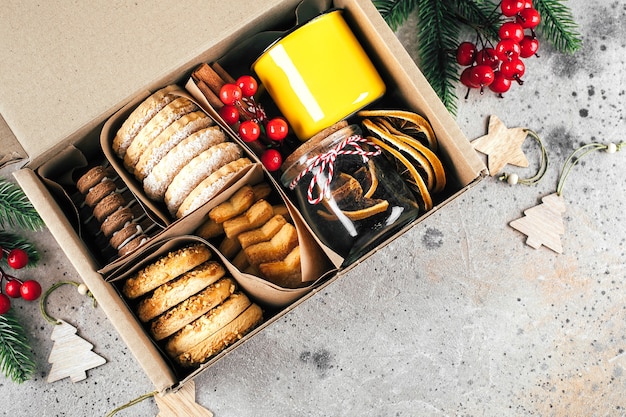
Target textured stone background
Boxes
[0,1,625,416]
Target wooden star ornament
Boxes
[472,115,529,175]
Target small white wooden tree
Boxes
[509,193,566,253]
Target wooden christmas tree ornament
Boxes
[509,141,625,253]
[155,381,213,417]
[39,280,106,383]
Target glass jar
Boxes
[281,124,420,266]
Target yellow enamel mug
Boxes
[252,9,386,141]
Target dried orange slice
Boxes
[317,199,389,221]
[357,109,438,151]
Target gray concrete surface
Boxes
[1,0,625,416]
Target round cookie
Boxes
[109,221,143,250]
[101,206,134,237]
[165,291,251,357]
[85,179,117,207]
[150,277,236,341]
[176,157,253,218]
[175,301,263,367]
[143,126,227,201]
[136,260,226,322]
[93,192,126,222]
[121,243,212,299]
[133,111,213,182]
[164,142,242,216]
[112,85,180,158]
[76,165,114,194]
[123,96,198,174]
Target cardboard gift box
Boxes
[9,0,486,392]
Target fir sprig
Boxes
[374,0,583,114]
[0,310,36,384]
[0,231,40,268]
[0,178,44,232]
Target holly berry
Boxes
[19,280,41,301]
[219,104,240,125]
[0,294,10,314]
[5,279,22,298]
[500,59,526,83]
[519,35,540,58]
[468,65,495,88]
[266,118,289,141]
[219,83,242,106]
[499,22,525,43]
[475,48,500,70]
[460,67,479,88]
[236,75,258,97]
[7,248,28,269]
[495,39,521,62]
[489,71,512,94]
[456,42,477,66]
[238,120,261,142]
[516,7,541,29]
[261,149,283,172]
[501,0,525,17]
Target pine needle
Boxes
[373,0,419,30]
[0,231,40,268]
[0,310,36,384]
[0,178,44,232]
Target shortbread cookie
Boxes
[259,245,302,288]
[143,126,227,201]
[112,85,180,158]
[133,111,214,182]
[164,142,242,216]
[237,214,287,249]
[123,96,198,173]
[243,223,298,266]
[137,260,226,322]
[222,199,274,239]
[122,243,211,299]
[176,157,253,218]
[165,292,251,357]
[175,302,263,367]
[150,277,236,341]
[208,184,256,224]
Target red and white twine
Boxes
[288,134,381,204]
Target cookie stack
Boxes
[112,85,253,218]
[76,164,154,257]
[121,243,263,367]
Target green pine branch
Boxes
[0,310,36,383]
[0,231,40,268]
[0,178,44,232]
[373,0,419,30]
[415,0,461,114]
[534,0,582,53]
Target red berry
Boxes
[5,280,22,298]
[266,118,289,141]
[261,149,283,172]
[519,35,540,58]
[236,75,258,97]
[219,83,242,106]
[20,280,42,301]
[219,104,240,125]
[495,39,521,61]
[475,48,500,70]
[238,120,261,142]
[522,0,533,8]
[460,67,479,88]
[500,59,526,83]
[456,42,477,66]
[0,294,10,314]
[7,249,28,269]
[489,71,512,94]
[499,22,525,43]
[468,65,495,87]
[516,7,541,29]
[501,0,525,16]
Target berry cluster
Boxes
[219,75,289,172]
[0,247,41,315]
[457,0,540,96]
